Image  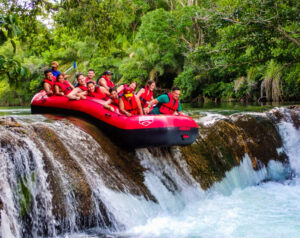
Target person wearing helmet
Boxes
[119,87,143,117]
[117,81,137,96]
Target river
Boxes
[0,103,300,238]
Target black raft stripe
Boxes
[31,105,198,149]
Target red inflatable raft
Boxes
[31,91,198,148]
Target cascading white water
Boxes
[0,107,300,238]
[0,123,56,238]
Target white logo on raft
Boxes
[139,116,154,126]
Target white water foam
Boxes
[120,155,299,238]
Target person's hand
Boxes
[109,106,114,112]
[47,90,53,96]
[144,107,150,114]
[80,95,86,100]
[125,112,132,117]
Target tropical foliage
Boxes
[0,0,299,105]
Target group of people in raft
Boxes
[42,61,183,117]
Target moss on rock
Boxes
[181,114,287,190]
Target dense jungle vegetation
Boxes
[0,0,299,105]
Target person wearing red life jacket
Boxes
[145,86,184,116]
[85,69,95,83]
[103,87,120,112]
[119,87,143,117]
[43,69,56,96]
[67,73,88,100]
[97,70,115,91]
[86,81,107,99]
[117,81,137,97]
[137,80,156,108]
[54,74,74,96]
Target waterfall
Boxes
[0,107,299,237]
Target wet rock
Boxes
[289,109,300,129]
[0,117,22,128]
[287,105,300,110]
[65,116,155,201]
[181,114,288,190]
[32,125,94,226]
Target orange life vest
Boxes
[158,93,179,115]
[88,86,106,99]
[122,95,139,115]
[54,80,73,95]
[139,86,153,107]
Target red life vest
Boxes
[111,97,119,106]
[122,95,139,115]
[78,85,88,91]
[139,86,153,107]
[43,76,56,90]
[88,86,106,99]
[102,75,114,88]
[118,84,128,97]
[159,93,179,115]
[54,80,73,95]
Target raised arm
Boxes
[117,84,124,93]
[99,78,110,91]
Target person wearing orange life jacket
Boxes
[137,80,156,108]
[54,74,74,96]
[43,69,56,96]
[119,87,143,117]
[145,86,184,115]
[86,81,107,99]
[97,70,114,91]
[103,87,120,112]
[117,81,137,97]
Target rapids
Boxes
[0,106,299,238]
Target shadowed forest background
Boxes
[0,0,299,106]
